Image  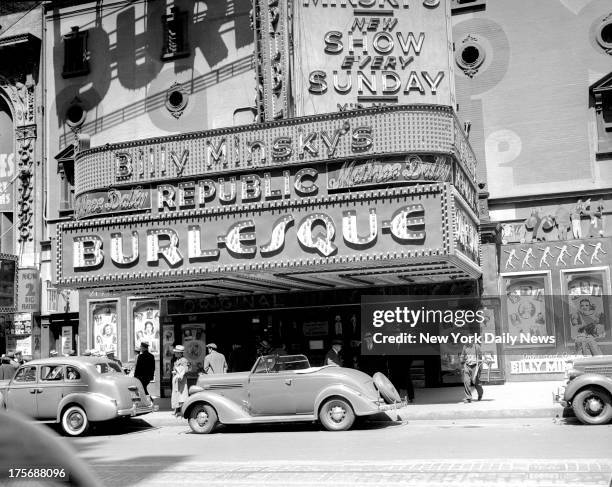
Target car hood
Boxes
[572,355,612,368]
[195,371,250,390]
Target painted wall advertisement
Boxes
[17,268,40,313]
[293,0,455,114]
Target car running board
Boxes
[228,414,317,424]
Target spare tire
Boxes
[373,372,402,404]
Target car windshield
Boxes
[252,354,310,373]
[94,362,123,374]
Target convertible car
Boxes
[182,354,404,433]
[0,357,153,436]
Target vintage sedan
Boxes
[553,355,612,425]
[0,357,153,436]
[182,354,404,433]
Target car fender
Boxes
[56,393,119,423]
[181,391,251,424]
[564,374,612,403]
[314,384,378,417]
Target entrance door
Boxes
[6,365,38,418]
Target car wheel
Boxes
[61,405,90,436]
[373,372,402,404]
[319,398,355,431]
[572,388,612,425]
[188,404,218,434]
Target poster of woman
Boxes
[566,273,608,355]
[162,325,175,379]
[505,278,549,344]
[92,303,118,353]
[133,302,160,356]
[181,324,206,375]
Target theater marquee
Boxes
[293,0,455,114]
[56,183,480,289]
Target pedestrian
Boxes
[0,355,16,380]
[359,332,387,377]
[460,337,484,403]
[134,342,155,396]
[49,350,58,358]
[171,345,190,416]
[7,352,19,369]
[203,343,227,374]
[106,349,123,369]
[14,350,24,365]
[324,339,344,367]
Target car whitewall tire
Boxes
[572,388,612,425]
[61,405,89,436]
[319,398,355,431]
[188,404,218,434]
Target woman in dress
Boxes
[171,345,190,416]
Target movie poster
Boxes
[91,302,118,353]
[505,276,550,346]
[566,271,609,345]
[181,324,206,375]
[162,325,175,379]
[133,301,160,356]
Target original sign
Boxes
[17,268,39,313]
[75,187,151,220]
[58,184,450,287]
[293,0,455,114]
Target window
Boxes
[451,0,486,15]
[95,362,122,374]
[62,26,89,78]
[161,7,189,61]
[66,366,81,381]
[590,73,612,157]
[55,145,75,215]
[41,365,64,381]
[14,366,36,382]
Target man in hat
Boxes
[133,342,155,395]
[106,349,123,369]
[49,350,58,358]
[0,355,16,380]
[324,339,344,367]
[14,350,25,366]
[203,343,227,374]
[7,352,19,368]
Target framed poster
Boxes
[181,323,206,375]
[132,300,160,356]
[562,268,611,350]
[503,273,554,348]
[162,325,175,379]
[90,301,118,354]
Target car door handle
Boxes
[36,389,43,393]
[284,379,292,385]
[29,388,37,394]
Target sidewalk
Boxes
[144,381,565,427]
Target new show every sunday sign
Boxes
[293,0,456,114]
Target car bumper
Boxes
[117,403,154,417]
[552,385,567,407]
[376,400,408,411]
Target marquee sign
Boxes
[56,183,482,288]
[75,187,151,219]
[292,0,455,114]
[74,105,476,197]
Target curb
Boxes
[139,406,562,428]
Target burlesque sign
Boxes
[293,0,455,114]
[58,185,454,287]
[75,187,151,219]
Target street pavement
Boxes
[61,417,612,487]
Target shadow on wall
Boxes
[52,0,254,142]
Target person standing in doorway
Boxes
[460,337,483,403]
[171,345,190,416]
[203,343,227,374]
[0,356,15,380]
[134,342,155,396]
[324,339,344,367]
